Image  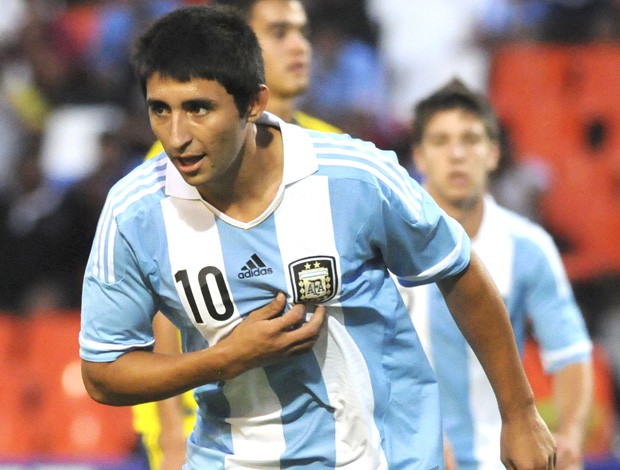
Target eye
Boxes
[185,100,212,116]
[461,132,484,146]
[272,26,287,40]
[149,103,168,116]
[189,103,207,115]
[427,135,449,147]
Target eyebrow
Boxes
[266,21,307,31]
[146,98,216,110]
[146,99,167,108]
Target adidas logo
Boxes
[238,254,273,279]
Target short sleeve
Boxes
[80,218,157,362]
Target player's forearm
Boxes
[437,252,536,416]
[82,297,326,406]
[553,361,593,445]
[81,347,229,406]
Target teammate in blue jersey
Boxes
[407,78,592,470]
[79,6,556,469]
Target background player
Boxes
[408,78,592,469]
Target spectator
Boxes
[0,135,65,314]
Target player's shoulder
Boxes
[308,129,398,166]
[104,154,168,221]
[492,200,557,251]
[310,130,401,174]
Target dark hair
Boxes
[132,5,265,117]
[411,78,500,145]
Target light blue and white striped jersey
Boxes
[80,113,471,469]
[409,195,592,470]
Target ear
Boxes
[486,140,500,172]
[411,144,426,175]
[247,84,270,123]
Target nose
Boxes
[169,112,192,152]
[290,30,310,55]
[448,141,467,160]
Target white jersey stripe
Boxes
[541,340,593,371]
[78,332,155,352]
[401,230,466,283]
[274,175,386,467]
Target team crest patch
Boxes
[289,256,338,304]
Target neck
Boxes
[433,192,485,239]
[199,124,283,223]
[266,96,296,123]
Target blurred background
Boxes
[0,0,619,468]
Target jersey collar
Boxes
[165,111,318,200]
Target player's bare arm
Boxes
[82,293,326,406]
[553,361,593,469]
[437,252,556,469]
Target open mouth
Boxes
[178,155,203,166]
[175,155,205,174]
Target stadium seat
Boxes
[488,43,581,162]
[0,314,33,456]
[0,310,139,459]
[489,43,620,280]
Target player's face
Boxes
[146,73,262,192]
[249,0,311,100]
[414,108,499,209]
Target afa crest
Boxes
[289,256,338,304]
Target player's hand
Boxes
[443,434,458,470]
[500,405,556,470]
[221,292,327,377]
[159,434,187,470]
[553,430,583,470]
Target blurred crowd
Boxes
[1,0,620,444]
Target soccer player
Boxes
[408,78,592,469]
[79,6,556,468]
[133,1,339,468]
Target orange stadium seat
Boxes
[488,43,582,162]
[489,43,620,280]
[0,314,33,456]
[0,310,139,459]
[523,339,616,459]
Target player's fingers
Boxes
[305,305,326,329]
[248,292,287,321]
[277,303,307,330]
[284,305,326,344]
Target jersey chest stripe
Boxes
[160,197,242,344]
[161,198,288,461]
[274,176,385,465]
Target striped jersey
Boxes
[408,195,592,470]
[79,112,470,469]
